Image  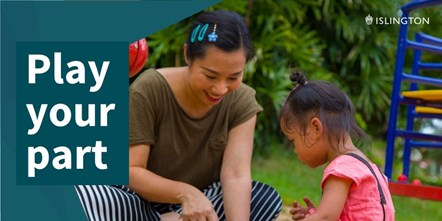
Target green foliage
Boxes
[143,0,442,152]
[146,22,189,67]
[304,0,401,135]
[225,0,334,149]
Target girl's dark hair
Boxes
[186,10,254,62]
[280,71,368,150]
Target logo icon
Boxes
[365,14,373,25]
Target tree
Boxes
[142,0,442,152]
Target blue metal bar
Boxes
[402,73,442,87]
[409,141,442,148]
[403,35,424,177]
[402,145,412,177]
[414,112,442,119]
[419,62,442,70]
[399,98,442,109]
[396,130,442,142]
[385,11,411,179]
[418,32,442,47]
[406,40,442,55]
[401,0,442,13]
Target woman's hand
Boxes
[289,197,316,221]
[179,187,219,221]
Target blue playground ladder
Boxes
[384,0,442,182]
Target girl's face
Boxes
[186,45,246,106]
[281,118,329,168]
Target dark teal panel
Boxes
[16,42,128,185]
[1,1,222,220]
[2,1,220,42]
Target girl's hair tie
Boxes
[290,70,308,86]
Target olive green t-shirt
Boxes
[129,69,263,190]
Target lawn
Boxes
[251,145,442,221]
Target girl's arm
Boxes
[303,175,352,221]
[220,115,257,221]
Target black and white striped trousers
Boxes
[75,181,282,221]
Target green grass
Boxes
[252,145,442,221]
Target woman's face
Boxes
[187,45,246,106]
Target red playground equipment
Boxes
[384,0,442,201]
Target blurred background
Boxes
[134,0,442,219]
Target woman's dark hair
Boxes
[185,10,254,62]
[280,71,368,150]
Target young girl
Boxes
[279,72,395,221]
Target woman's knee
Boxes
[75,185,161,221]
[251,181,283,219]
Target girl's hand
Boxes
[289,197,316,221]
[179,188,219,221]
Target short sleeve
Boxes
[321,156,367,189]
[129,70,159,145]
[228,83,263,130]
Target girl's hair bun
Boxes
[289,70,307,86]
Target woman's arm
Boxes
[220,115,257,221]
[129,144,188,203]
[129,144,218,220]
[302,175,352,221]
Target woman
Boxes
[76,10,282,221]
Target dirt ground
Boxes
[276,206,292,221]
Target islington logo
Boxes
[365,14,430,25]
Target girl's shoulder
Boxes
[322,155,375,186]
